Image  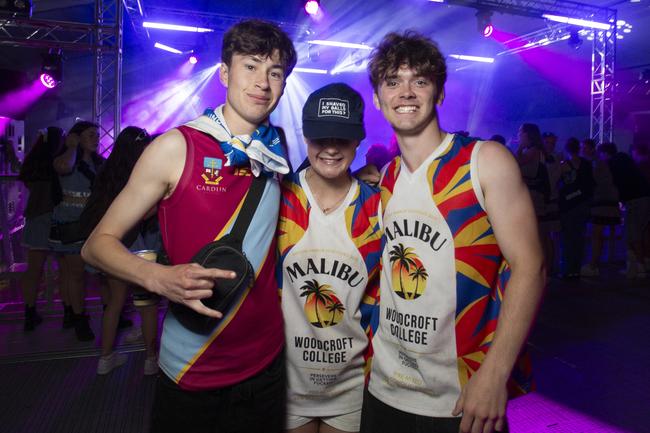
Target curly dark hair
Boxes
[222,19,297,76]
[368,31,447,95]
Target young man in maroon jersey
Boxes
[82,20,296,433]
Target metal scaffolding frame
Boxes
[93,0,123,152]
[443,0,617,143]
[0,0,123,150]
[590,8,617,145]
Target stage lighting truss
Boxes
[0,0,32,18]
[0,1,123,150]
[438,0,616,143]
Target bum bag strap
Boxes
[229,175,268,241]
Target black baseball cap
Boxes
[302,83,366,141]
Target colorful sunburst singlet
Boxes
[277,170,381,418]
[369,134,533,417]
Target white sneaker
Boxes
[144,355,158,376]
[580,264,599,277]
[97,352,128,375]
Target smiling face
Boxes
[373,65,442,137]
[219,51,286,135]
[306,137,358,182]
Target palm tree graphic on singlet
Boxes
[389,243,428,300]
[300,279,346,328]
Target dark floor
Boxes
[0,264,648,433]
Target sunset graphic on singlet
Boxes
[388,243,429,300]
[300,279,346,328]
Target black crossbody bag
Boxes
[170,175,267,334]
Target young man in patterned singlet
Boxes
[82,20,296,433]
[359,32,545,433]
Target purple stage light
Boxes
[0,79,49,119]
[39,73,57,89]
[189,55,198,64]
[305,0,319,15]
[483,24,494,38]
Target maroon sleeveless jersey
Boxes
[157,125,284,391]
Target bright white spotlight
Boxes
[542,14,611,30]
[305,0,319,15]
[308,40,373,50]
[293,67,328,74]
[189,55,198,64]
[449,54,495,63]
[154,42,183,54]
[144,21,213,33]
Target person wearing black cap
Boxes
[277,82,381,433]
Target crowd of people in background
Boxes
[513,125,650,279]
[16,121,161,376]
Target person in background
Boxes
[580,138,597,162]
[79,126,160,375]
[18,127,63,331]
[558,137,594,278]
[516,123,549,224]
[541,132,562,275]
[631,143,650,185]
[602,143,650,278]
[580,143,620,277]
[51,121,104,341]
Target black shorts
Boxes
[360,388,509,433]
[150,352,286,433]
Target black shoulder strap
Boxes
[229,175,268,240]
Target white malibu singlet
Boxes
[282,171,369,417]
